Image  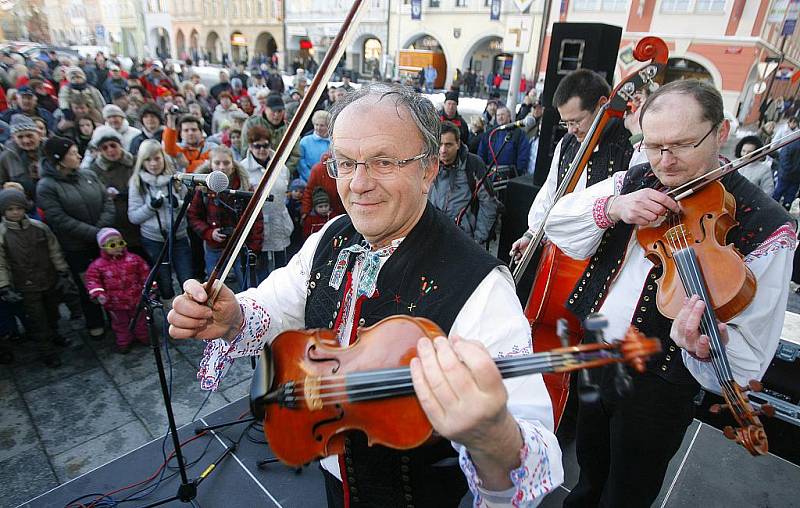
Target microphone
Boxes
[495,116,536,131]
[172,171,229,193]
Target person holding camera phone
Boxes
[187,145,263,292]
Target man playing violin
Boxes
[545,79,797,507]
[168,84,564,507]
[510,69,635,261]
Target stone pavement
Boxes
[0,308,258,508]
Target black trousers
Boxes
[563,369,699,508]
[21,289,62,356]
[63,248,105,330]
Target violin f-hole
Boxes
[312,404,345,442]
[307,344,342,373]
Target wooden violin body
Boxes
[256,315,660,467]
[262,316,440,467]
[637,180,756,322]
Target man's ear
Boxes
[421,158,439,195]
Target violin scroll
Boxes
[708,380,773,456]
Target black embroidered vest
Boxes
[305,202,501,508]
[557,118,634,188]
[566,164,792,385]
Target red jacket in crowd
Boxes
[301,155,345,217]
[84,249,150,311]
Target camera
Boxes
[169,105,182,115]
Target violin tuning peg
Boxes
[760,404,776,418]
[723,426,737,441]
[747,379,763,392]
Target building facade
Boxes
[284,0,388,77]
[172,0,284,66]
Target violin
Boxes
[251,315,660,467]
[637,178,775,455]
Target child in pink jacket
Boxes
[85,227,150,353]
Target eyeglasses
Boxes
[641,124,718,159]
[251,143,271,150]
[102,239,127,249]
[325,152,430,180]
[558,113,592,130]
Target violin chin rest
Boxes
[249,347,275,420]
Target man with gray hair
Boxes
[167,83,563,506]
[0,115,45,199]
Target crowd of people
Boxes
[0,48,547,367]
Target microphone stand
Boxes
[128,182,235,507]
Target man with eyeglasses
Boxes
[167,83,564,506]
[544,79,796,507]
[510,69,635,262]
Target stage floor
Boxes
[20,395,800,508]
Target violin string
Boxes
[285,354,622,406]
[278,351,624,406]
[670,222,739,406]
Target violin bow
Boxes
[512,36,669,284]
[669,128,800,201]
[203,0,370,301]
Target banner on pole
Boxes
[491,0,501,20]
[411,0,422,20]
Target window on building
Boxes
[661,0,691,12]
[429,0,440,7]
[484,0,491,6]
[258,0,264,15]
[456,0,468,6]
[603,0,629,10]
[695,0,725,12]
[573,0,600,9]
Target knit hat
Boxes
[0,188,29,213]
[102,104,126,119]
[289,178,306,191]
[44,136,76,163]
[67,66,86,79]
[90,125,122,148]
[312,187,330,207]
[139,102,163,123]
[9,114,37,134]
[444,91,459,104]
[96,227,122,247]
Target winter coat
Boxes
[0,139,44,200]
[110,120,142,152]
[240,114,300,172]
[163,126,213,173]
[84,249,150,310]
[0,107,56,132]
[129,127,164,156]
[477,128,530,173]
[102,78,129,103]
[739,160,775,197]
[240,152,293,252]
[428,144,498,244]
[90,151,141,247]
[57,83,106,111]
[36,160,116,252]
[187,171,263,251]
[0,216,68,292]
[778,138,800,184]
[439,111,470,146]
[211,104,239,134]
[128,171,188,242]
[303,211,331,238]
[297,133,331,182]
[301,159,345,217]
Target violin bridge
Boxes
[304,375,323,411]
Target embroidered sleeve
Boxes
[458,419,557,507]
[592,195,615,229]
[744,222,798,263]
[197,295,271,391]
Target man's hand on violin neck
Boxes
[607,189,680,226]
[670,295,729,358]
[168,279,244,341]
[410,336,523,490]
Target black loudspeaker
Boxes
[532,23,623,187]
